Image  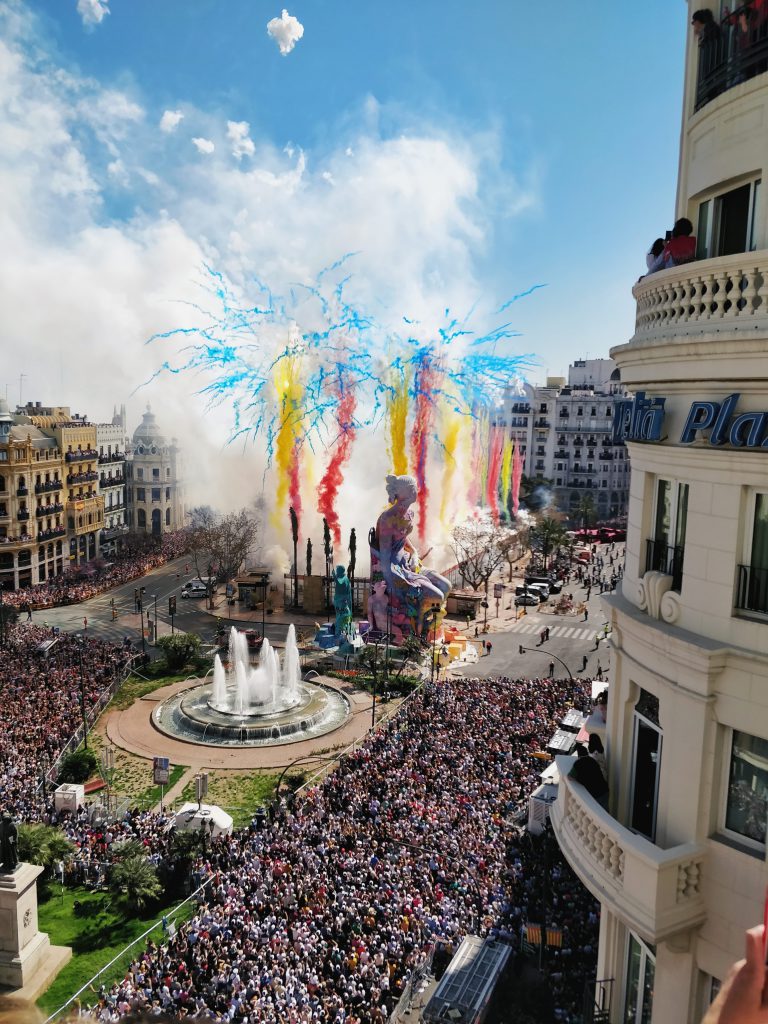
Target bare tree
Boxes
[451,516,508,592]
[188,508,260,586]
[498,525,530,581]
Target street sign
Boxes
[493,583,504,598]
[153,756,170,785]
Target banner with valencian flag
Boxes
[522,923,563,950]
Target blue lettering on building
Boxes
[619,392,768,449]
[612,392,666,443]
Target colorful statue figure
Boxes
[333,564,353,638]
[369,474,450,637]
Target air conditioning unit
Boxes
[527,782,558,835]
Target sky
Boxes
[0,0,687,520]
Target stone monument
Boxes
[0,814,71,998]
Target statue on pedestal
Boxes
[0,813,18,874]
[333,564,353,638]
[369,474,450,638]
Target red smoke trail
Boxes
[289,440,302,537]
[485,425,504,523]
[317,384,357,545]
[410,355,437,546]
[466,413,481,508]
[512,441,523,517]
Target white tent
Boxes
[173,802,233,837]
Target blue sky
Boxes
[2,0,686,416]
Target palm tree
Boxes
[109,855,163,912]
[17,824,74,875]
[530,516,568,570]
[575,494,596,533]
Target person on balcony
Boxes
[647,218,697,274]
[693,9,723,104]
[645,238,665,272]
[569,742,608,808]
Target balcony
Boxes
[38,526,65,541]
[555,450,568,459]
[550,760,706,945]
[632,250,768,346]
[0,534,33,548]
[645,538,684,593]
[16,486,28,497]
[17,510,30,522]
[98,451,124,465]
[535,419,551,428]
[35,479,63,494]
[65,449,98,463]
[735,563,768,615]
[99,474,125,487]
[694,8,768,113]
[66,471,98,486]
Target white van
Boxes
[181,580,209,599]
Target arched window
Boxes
[165,507,171,526]
[152,508,162,536]
[138,509,146,529]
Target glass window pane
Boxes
[752,494,768,569]
[725,731,768,845]
[749,181,760,252]
[697,200,711,260]
[675,483,689,550]
[625,938,642,1023]
[655,480,670,545]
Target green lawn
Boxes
[109,670,194,710]
[178,770,284,828]
[37,886,197,1017]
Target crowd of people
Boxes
[3,531,191,612]
[78,675,600,1023]
[0,625,136,820]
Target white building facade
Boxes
[126,407,184,537]
[551,4,768,1022]
[96,417,127,555]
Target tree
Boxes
[530,516,568,569]
[289,506,299,608]
[188,507,260,589]
[156,632,201,671]
[348,528,357,607]
[109,855,163,912]
[17,824,74,874]
[323,517,333,607]
[451,515,508,591]
[498,525,530,581]
[575,494,596,532]
[58,748,98,784]
[306,538,313,577]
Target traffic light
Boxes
[169,596,176,616]
[519,645,525,655]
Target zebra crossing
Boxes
[505,620,595,642]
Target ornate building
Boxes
[551,4,768,1021]
[125,406,184,536]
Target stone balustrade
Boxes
[633,250,768,342]
[550,757,706,945]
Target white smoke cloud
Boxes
[266,9,304,56]
[226,120,255,160]
[192,137,215,155]
[0,4,538,555]
[159,109,184,133]
[77,0,109,28]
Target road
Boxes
[451,588,613,683]
[24,557,295,651]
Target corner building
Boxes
[551,4,768,1022]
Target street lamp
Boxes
[517,645,574,682]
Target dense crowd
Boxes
[79,675,600,1023]
[0,625,135,820]
[3,531,191,611]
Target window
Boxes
[166,468,171,478]
[591,407,596,416]
[165,507,171,526]
[137,468,143,480]
[136,488,146,502]
[647,479,688,591]
[153,468,160,480]
[723,731,768,849]
[697,179,761,259]
[165,487,170,500]
[137,508,146,529]
[152,487,161,501]
[624,934,655,1024]
[736,493,768,615]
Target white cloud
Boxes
[192,137,215,155]
[266,9,304,56]
[226,120,255,160]
[106,158,129,185]
[159,109,184,133]
[77,0,109,28]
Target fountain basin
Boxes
[153,679,350,747]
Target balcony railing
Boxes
[17,510,30,522]
[66,471,98,485]
[736,563,768,615]
[65,449,98,462]
[633,250,768,344]
[16,486,28,497]
[34,479,62,494]
[695,5,768,113]
[38,527,65,541]
[36,503,64,517]
[98,452,125,465]
[645,538,684,592]
[550,759,706,944]
[99,474,125,487]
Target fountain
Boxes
[154,626,349,747]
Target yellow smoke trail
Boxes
[500,435,513,516]
[387,370,410,475]
[440,407,462,528]
[272,354,304,528]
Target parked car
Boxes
[526,583,550,600]
[181,581,208,598]
[514,593,539,607]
